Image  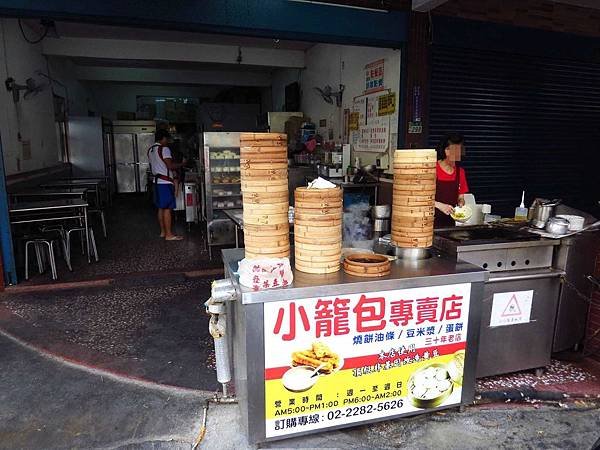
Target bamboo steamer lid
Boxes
[295,206,342,215]
[244,222,288,232]
[245,237,290,247]
[391,223,434,231]
[240,155,287,163]
[244,229,289,239]
[295,187,342,199]
[393,189,436,196]
[394,174,436,182]
[295,262,340,274]
[393,183,435,190]
[393,178,436,186]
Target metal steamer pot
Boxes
[545,216,570,235]
[529,199,561,229]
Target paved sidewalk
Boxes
[2,333,600,450]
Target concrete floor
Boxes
[2,333,599,450]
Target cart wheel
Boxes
[535,367,545,377]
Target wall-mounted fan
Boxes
[5,76,47,103]
[314,84,345,107]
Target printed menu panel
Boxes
[263,283,472,438]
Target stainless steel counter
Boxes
[222,248,488,443]
[222,248,488,305]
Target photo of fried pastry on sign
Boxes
[282,341,343,393]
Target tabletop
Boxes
[223,209,244,228]
[11,188,88,197]
[40,180,101,188]
[10,199,89,213]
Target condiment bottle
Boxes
[514,190,528,221]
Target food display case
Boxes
[202,132,243,257]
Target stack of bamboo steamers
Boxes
[294,186,343,274]
[392,149,437,248]
[240,133,290,259]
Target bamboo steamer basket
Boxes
[392,149,437,249]
[245,250,289,259]
[295,235,341,245]
[295,188,342,199]
[294,186,342,274]
[295,246,342,257]
[241,133,290,259]
[243,202,289,214]
[294,262,340,274]
[343,253,391,278]
[245,243,290,255]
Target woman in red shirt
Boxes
[434,133,469,228]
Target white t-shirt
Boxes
[148,143,173,184]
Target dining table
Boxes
[9,199,92,263]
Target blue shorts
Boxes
[154,184,176,209]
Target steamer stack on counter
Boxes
[240,133,290,259]
[294,187,343,274]
[392,149,437,248]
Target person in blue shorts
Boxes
[148,130,186,241]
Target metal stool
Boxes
[88,208,107,238]
[66,227,99,262]
[25,239,58,280]
[40,225,72,271]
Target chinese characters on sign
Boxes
[365,59,385,94]
[264,283,472,438]
[378,92,396,116]
[355,116,389,152]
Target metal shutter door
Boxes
[429,45,600,216]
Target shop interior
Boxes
[1,18,401,286]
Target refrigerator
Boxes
[112,121,156,193]
[67,116,113,180]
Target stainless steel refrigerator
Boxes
[67,116,113,178]
[112,121,156,193]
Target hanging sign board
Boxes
[348,112,360,131]
[263,283,472,438]
[364,59,385,94]
[489,290,534,327]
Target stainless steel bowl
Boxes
[393,247,431,260]
[372,204,391,219]
[545,216,570,235]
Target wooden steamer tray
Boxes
[343,253,391,278]
[294,187,343,274]
[240,133,290,259]
[392,149,437,249]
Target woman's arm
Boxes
[435,201,454,215]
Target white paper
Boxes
[489,290,534,327]
[307,177,337,189]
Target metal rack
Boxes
[202,132,242,257]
